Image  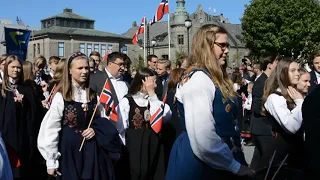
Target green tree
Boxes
[132,54,145,70]
[241,0,320,60]
[175,47,187,67]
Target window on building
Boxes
[37,43,40,54]
[162,55,169,60]
[101,44,106,56]
[64,20,67,27]
[51,19,55,26]
[121,45,127,54]
[33,44,36,57]
[80,21,84,28]
[178,35,184,45]
[94,44,99,52]
[87,43,92,56]
[86,23,90,29]
[58,42,64,57]
[80,43,85,53]
[107,44,113,54]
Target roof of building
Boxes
[122,4,245,48]
[32,26,131,40]
[41,8,94,22]
[123,21,245,48]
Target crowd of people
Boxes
[0,24,319,180]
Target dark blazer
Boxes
[303,85,320,179]
[308,70,319,94]
[250,73,273,136]
[155,74,169,100]
[89,70,108,96]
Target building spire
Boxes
[173,0,188,26]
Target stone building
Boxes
[123,0,249,67]
[27,8,132,61]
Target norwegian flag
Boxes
[150,93,167,133]
[151,0,169,25]
[99,80,118,122]
[132,17,146,44]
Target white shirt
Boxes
[0,71,3,83]
[255,73,262,81]
[264,90,303,134]
[105,69,128,103]
[243,93,252,110]
[176,71,240,174]
[117,92,172,144]
[37,88,106,170]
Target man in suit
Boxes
[147,54,158,71]
[90,52,129,180]
[308,51,320,94]
[303,85,320,179]
[90,52,128,100]
[155,59,171,100]
[249,52,280,171]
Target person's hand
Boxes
[41,100,48,108]
[41,81,48,92]
[47,169,61,176]
[287,86,303,100]
[82,128,95,139]
[142,77,156,96]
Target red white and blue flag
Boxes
[151,0,169,25]
[150,93,167,133]
[99,80,118,122]
[132,17,146,44]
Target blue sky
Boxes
[0,0,250,34]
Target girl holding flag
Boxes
[117,67,171,180]
[37,52,122,179]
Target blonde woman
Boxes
[38,52,122,179]
[166,25,253,179]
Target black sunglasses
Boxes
[214,42,230,50]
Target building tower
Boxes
[171,0,189,57]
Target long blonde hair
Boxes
[60,52,95,101]
[190,24,236,101]
[1,55,24,97]
[51,58,66,84]
[23,61,34,81]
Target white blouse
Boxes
[264,90,303,134]
[117,92,172,144]
[176,71,240,174]
[37,87,105,170]
[243,93,252,110]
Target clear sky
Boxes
[0,0,250,34]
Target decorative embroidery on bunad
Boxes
[132,108,144,129]
[63,104,78,132]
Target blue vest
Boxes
[178,68,240,138]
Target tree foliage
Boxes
[241,0,320,60]
[132,54,145,70]
[175,47,187,67]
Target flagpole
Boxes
[167,0,171,61]
[143,16,146,65]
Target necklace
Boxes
[74,85,88,112]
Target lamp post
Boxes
[151,39,156,55]
[184,17,192,55]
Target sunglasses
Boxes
[214,42,230,50]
